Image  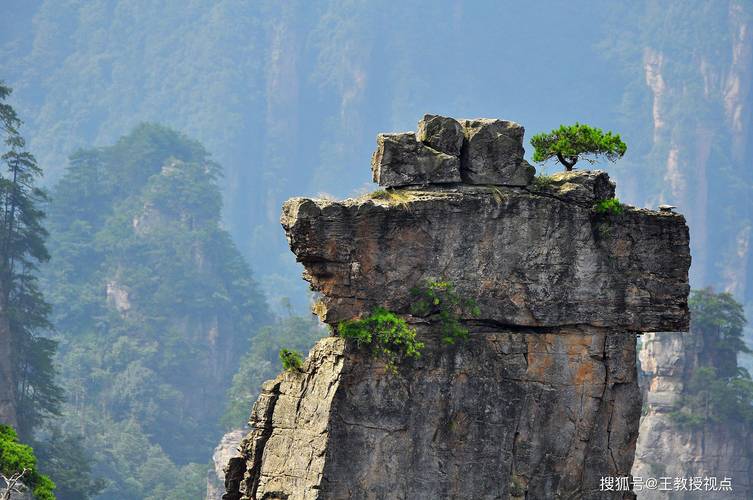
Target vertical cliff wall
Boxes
[225,115,691,499]
[633,332,753,499]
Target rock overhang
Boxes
[283,115,691,333]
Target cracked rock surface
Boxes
[282,172,689,331]
[225,116,690,500]
[371,114,535,187]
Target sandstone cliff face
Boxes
[225,115,690,499]
[633,332,753,499]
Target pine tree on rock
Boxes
[530,123,627,171]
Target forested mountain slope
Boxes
[41,124,271,498]
[601,1,753,305]
[634,290,753,498]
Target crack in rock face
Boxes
[225,115,690,500]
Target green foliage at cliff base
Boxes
[0,425,55,500]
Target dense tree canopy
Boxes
[41,124,271,498]
[672,289,753,428]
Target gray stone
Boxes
[226,118,691,500]
[371,132,460,187]
[230,331,640,500]
[207,429,245,500]
[281,175,690,331]
[416,114,464,156]
[460,118,534,186]
[533,170,616,205]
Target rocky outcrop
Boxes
[207,429,246,500]
[371,114,534,187]
[459,118,533,185]
[226,115,691,499]
[371,132,461,187]
[283,176,688,331]
[633,332,753,499]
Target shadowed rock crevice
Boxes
[226,115,690,499]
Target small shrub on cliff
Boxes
[530,123,627,171]
[338,308,424,372]
[279,348,304,371]
[410,279,480,344]
[594,197,623,215]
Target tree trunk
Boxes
[0,278,17,428]
[556,153,578,171]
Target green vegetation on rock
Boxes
[593,197,624,215]
[411,279,480,345]
[530,123,626,171]
[279,348,304,371]
[335,280,478,369]
[338,307,424,372]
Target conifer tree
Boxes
[530,123,627,171]
[0,81,61,438]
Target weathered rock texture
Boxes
[371,114,535,187]
[371,132,461,187]
[283,173,689,331]
[226,116,691,500]
[633,332,753,499]
[460,118,533,185]
[207,429,245,500]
